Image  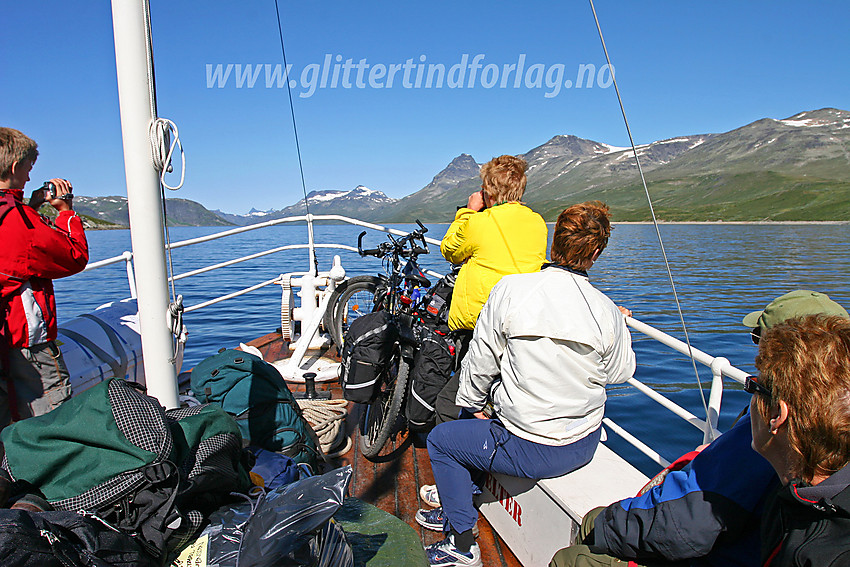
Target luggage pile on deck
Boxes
[0,350,354,567]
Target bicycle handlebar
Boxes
[357,222,430,259]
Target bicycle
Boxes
[325,221,432,460]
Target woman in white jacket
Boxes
[417,201,635,567]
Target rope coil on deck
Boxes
[296,398,352,459]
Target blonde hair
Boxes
[550,201,612,270]
[479,155,527,204]
[754,314,850,483]
[0,127,38,181]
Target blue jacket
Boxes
[592,413,779,566]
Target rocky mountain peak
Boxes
[522,134,610,167]
[437,154,480,182]
[778,107,850,129]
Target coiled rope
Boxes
[149,118,185,191]
[296,398,352,459]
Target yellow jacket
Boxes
[441,202,547,330]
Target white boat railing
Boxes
[81,214,750,467]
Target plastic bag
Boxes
[175,466,353,567]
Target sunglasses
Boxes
[744,375,771,397]
[750,327,761,345]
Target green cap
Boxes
[742,290,849,331]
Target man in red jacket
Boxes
[0,127,89,429]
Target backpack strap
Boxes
[0,190,22,227]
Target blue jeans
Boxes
[427,418,601,534]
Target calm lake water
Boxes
[54,222,850,475]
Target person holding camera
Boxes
[419,202,635,567]
[0,127,88,429]
[434,154,548,424]
[440,154,547,332]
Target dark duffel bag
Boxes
[340,311,398,403]
[406,328,456,429]
[0,509,159,567]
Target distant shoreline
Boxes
[427,220,850,226]
[610,220,850,225]
[86,219,850,230]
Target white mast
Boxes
[110,0,179,409]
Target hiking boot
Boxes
[420,484,441,507]
[425,534,482,567]
[415,507,479,536]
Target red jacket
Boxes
[0,189,89,348]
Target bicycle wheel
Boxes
[324,275,381,347]
[359,350,410,460]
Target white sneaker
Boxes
[425,534,482,567]
[420,484,441,507]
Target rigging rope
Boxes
[150,118,186,190]
[273,0,319,275]
[588,0,710,428]
[141,2,187,365]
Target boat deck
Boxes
[248,332,524,567]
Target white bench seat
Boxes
[477,443,649,567]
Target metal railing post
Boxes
[123,251,137,299]
[704,357,728,444]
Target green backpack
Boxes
[1,378,252,562]
[190,349,321,467]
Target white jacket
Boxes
[455,265,635,446]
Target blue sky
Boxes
[2,1,848,214]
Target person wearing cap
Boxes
[742,289,849,345]
[549,290,849,567]
[749,314,850,567]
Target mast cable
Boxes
[588,0,710,424]
[273,0,319,275]
[142,1,185,359]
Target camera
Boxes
[41,181,73,202]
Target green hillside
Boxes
[380,108,850,222]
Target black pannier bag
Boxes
[415,267,458,327]
[406,328,456,430]
[340,311,398,403]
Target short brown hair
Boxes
[550,201,612,270]
[480,155,527,204]
[754,314,850,483]
[0,127,39,181]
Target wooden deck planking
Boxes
[246,332,523,566]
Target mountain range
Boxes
[76,108,850,226]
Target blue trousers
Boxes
[427,419,601,534]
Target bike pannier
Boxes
[415,267,458,327]
[406,329,455,429]
[340,311,398,403]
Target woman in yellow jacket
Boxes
[441,154,548,331]
[434,155,547,424]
